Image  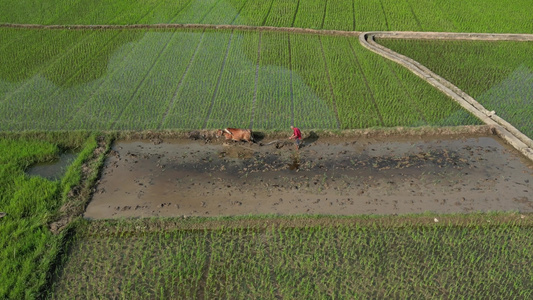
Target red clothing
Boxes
[292,127,302,139]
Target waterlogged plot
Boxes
[379,39,533,137]
[50,223,533,299]
[0,28,482,131]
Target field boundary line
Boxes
[0,22,362,37]
[359,31,533,162]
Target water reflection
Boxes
[26,152,78,180]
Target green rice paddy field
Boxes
[1,0,532,33]
[0,27,482,131]
[1,0,533,298]
[378,39,533,139]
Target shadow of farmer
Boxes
[302,131,319,147]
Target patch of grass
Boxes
[0,132,104,299]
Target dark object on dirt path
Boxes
[186,130,217,141]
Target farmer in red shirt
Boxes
[289,125,302,150]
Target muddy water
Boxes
[26,152,78,180]
[84,135,533,219]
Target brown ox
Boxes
[216,128,254,143]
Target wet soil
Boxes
[84,134,533,219]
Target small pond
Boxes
[26,152,78,180]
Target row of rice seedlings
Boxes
[379,39,532,137]
[270,226,341,298]
[263,0,300,28]
[292,0,326,30]
[205,30,257,129]
[323,0,354,31]
[134,0,191,25]
[23,30,132,130]
[201,0,244,25]
[48,30,144,131]
[49,230,209,299]
[320,35,382,128]
[434,0,533,33]
[0,30,94,130]
[386,61,482,126]
[0,29,82,83]
[232,0,274,26]
[289,33,340,129]
[161,30,232,129]
[380,0,422,32]
[170,0,219,25]
[204,229,274,299]
[64,29,174,130]
[0,0,71,24]
[351,39,428,127]
[49,221,533,298]
[113,30,201,130]
[254,32,293,130]
[353,0,390,31]
[403,0,456,32]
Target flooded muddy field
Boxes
[84,133,533,219]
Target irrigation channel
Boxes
[84,128,533,219]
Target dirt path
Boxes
[84,132,533,219]
[360,31,533,162]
